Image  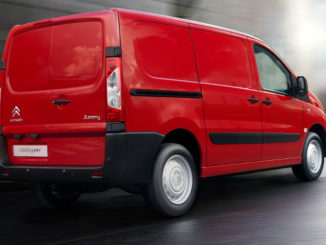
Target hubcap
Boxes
[307,139,323,174]
[162,155,193,205]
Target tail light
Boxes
[106,57,124,121]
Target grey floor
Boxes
[1,167,326,244]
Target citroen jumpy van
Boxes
[1,9,325,216]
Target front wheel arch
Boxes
[293,132,324,181]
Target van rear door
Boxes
[48,21,106,166]
[4,26,51,165]
[4,20,106,166]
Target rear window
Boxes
[51,21,103,89]
[8,26,52,92]
[191,29,251,88]
[8,21,103,92]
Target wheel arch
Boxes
[162,128,202,175]
[309,123,326,153]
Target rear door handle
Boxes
[262,100,272,105]
[53,99,71,105]
[247,98,259,103]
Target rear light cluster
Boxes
[105,57,124,121]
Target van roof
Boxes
[2,8,264,60]
[115,8,263,42]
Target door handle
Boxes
[262,100,272,105]
[53,99,71,105]
[247,98,259,103]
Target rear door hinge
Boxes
[105,47,121,57]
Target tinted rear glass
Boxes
[8,21,103,92]
[8,26,52,92]
[50,21,103,89]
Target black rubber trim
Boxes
[209,132,301,145]
[106,122,125,132]
[263,133,301,143]
[104,132,164,185]
[105,47,121,57]
[297,94,310,103]
[0,135,9,164]
[130,89,202,98]
[0,61,5,70]
[209,132,263,145]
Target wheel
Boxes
[32,183,81,209]
[144,143,198,217]
[292,132,324,181]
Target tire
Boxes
[144,143,198,217]
[32,183,81,209]
[292,132,324,181]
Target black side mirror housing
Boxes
[296,76,308,97]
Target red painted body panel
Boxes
[247,39,305,160]
[303,92,326,136]
[47,21,106,166]
[259,90,304,160]
[8,136,105,166]
[190,25,261,165]
[2,8,326,179]
[118,10,207,165]
[2,11,119,166]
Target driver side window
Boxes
[254,44,292,95]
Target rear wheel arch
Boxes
[162,128,202,176]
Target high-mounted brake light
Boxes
[106,57,124,121]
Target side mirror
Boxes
[296,76,308,97]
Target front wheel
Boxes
[144,143,198,217]
[293,132,324,181]
[32,183,81,209]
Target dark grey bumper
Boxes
[0,132,164,186]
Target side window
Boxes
[254,45,292,95]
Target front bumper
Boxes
[0,132,164,186]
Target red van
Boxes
[0,9,325,216]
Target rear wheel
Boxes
[144,143,198,217]
[293,132,324,181]
[33,183,81,209]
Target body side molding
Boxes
[130,89,202,98]
[209,132,301,145]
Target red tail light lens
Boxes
[106,57,124,121]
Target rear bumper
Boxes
[0,132,164,186]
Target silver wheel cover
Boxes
[162,155,193,205]
[307,139,323,174]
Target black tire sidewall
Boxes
[149,143,198,217]
[302,132,324,180]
